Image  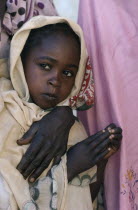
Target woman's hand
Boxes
[67,124,122,182]
[16,106,75,182]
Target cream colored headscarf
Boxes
[10,15,88,105]
[0,16,96,210]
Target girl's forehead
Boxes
[27,33,80,66]
[25,30,81,59]
[25,23,80,51]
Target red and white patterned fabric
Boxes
[70,58,94,110]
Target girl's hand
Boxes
[104,123,122,158]
[67,124,122,182]
[16,106,75,183]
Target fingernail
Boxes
[108,147,111,151]
[29,178,35,183]
[102,129,105,133]
[17,139,22,144]
[109,135,114,139]
[17,138,23,142]
[108,128,112,133]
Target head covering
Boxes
[9,15,94,110]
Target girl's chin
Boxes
[37,101,58,110]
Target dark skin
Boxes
[22,33,80,109]
[18,31,80,182]
[17,29,122,185]
[67,124,122,182]
[90,123,122,201]
[17,106,76,182]
[2,2,122,200]
[18,120,122,184]
[17,34,122,187]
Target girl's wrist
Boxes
[67,155,77,182]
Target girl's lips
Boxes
[42,93,57,100]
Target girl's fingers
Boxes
[105,123,116,130]
[51,147,67,167]
[89,135,122,160]
[22,147,52,179]
[108,127,122,134]
[17,122,39,145]
[29,152,55,183]
[92,149,110,164]
[104,139,122,159]
[90,138,110,154]
[87,131,110,147]
[109,139,121,150]
[109,134,123,140]
[85,130,107,144]
[17,134,45,173]
[111,134,123,140]
[52,155,61,166]
[104,147,119,159]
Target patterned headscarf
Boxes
[70,58,94,110]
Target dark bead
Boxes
[18,7,26,15]
[17,21,24,28]
[10,12,16,17]
[37,2,45,9]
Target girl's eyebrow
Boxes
[37,56,57,63]
[37,56,79,69]
[67,64,79,69]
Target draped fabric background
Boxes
[78,0,138,209]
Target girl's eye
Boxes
[40,63,51,70]
[63,70,74,77]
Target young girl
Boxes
[0,16,122,209]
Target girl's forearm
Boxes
[90,160,107,201]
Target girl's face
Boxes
[22,32,80,109]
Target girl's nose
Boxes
[47,71,61,87]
